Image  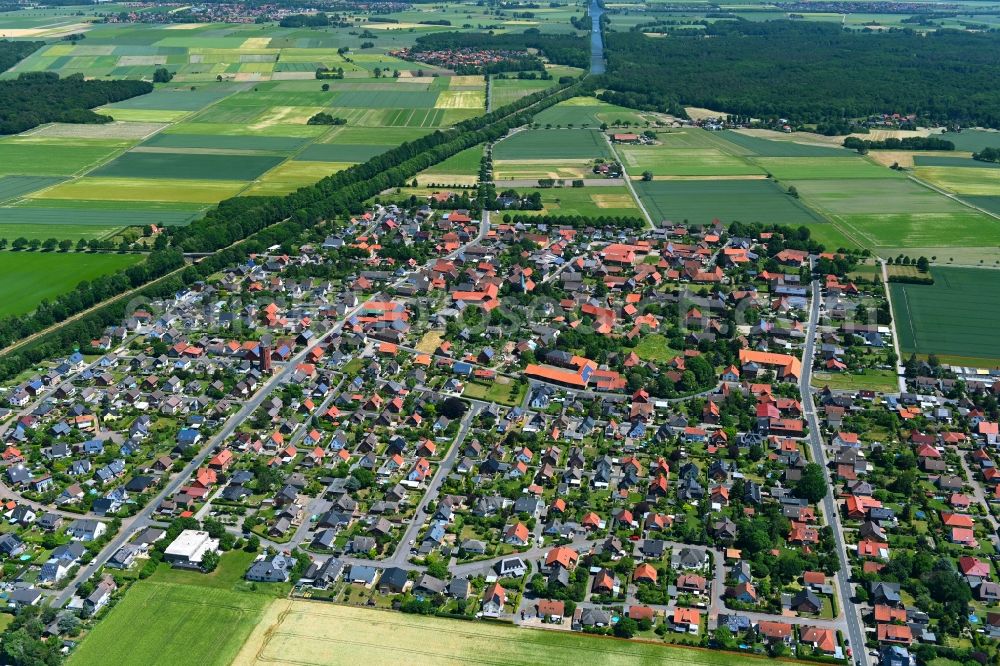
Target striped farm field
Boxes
[890,266,1000,360]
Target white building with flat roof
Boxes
[163,529,219,568]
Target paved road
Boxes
[388,403,481,565]
[801,276,868,662]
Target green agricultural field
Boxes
[890,267,1000,361]
[754,156,898,180]
[495,129,610,160]
[534,97,651,127]
[913,156,1000,169]
[93,151,284,181]
[422,146,484,176]
[634,179,823,226]
[234,602,797,666]
[70,561,278,666]
[0,176,64,202]
[319,126,434,145]
[721,130,853,157]
[103,84,243,111]
[0,252,143,316]
[937,129,1000,153]
[141,133,308,152]
[829,212,1000,250]
[243,161,348,196]
[295,143,392,163]
[617,145,763,177]
[491,78,556,107]
[962,195,1000,216]
[0,139,129,177]
[789,178,967,215]
[35,177,247,204]
[914,166,1000,196]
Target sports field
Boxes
[234,601,782,666]
[0,252,143,316]
[890,267,1000,361]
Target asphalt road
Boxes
[801,276,868,662]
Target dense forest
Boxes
[973,147,1000,163]
[843,136,955,151]
[0,39,42,71]
[412,30,590,71]
[602,21,1000,128]
[0,71,152,134]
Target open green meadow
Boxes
[0,252,143,316]
[233,601,795,666]
[890,267,1000,361]
[514,186,641,217]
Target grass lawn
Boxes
[890,267,1000,361]
[462,377,526,407]
[0,252,144,316]
[633,333,680,362]
[811,369,899,392]
[234,601,793,666]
